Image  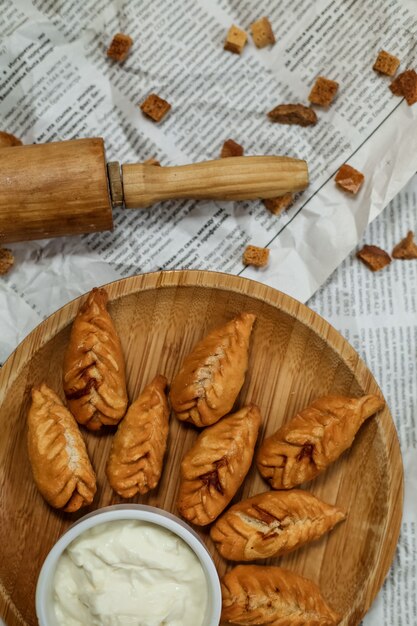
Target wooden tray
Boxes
[0,270,403,626]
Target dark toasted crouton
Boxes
[0,248,14,275]
[389,69,417,105]
[357,245,391,271]
[107,33,133,62]
[335,164,364,194]
[263,193,293,215]
[220,139,244,158]
[140,94,171,122]
[308,76,339,106]
[392,231,417,259]
[0,131,22,147]
[268,104,317,126]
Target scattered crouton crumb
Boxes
[373,50,400,76]
[389,69,417,105]
[140,94,171,122]
[308,76,339,107]
[220,139,244,158]
[263,193,293,215]
[392,231,417,259]
[143,158,161,166]
[250,17,275,48]
[335,164,364,194]
[0,131,22,148]
[243,245,269,267]
[268,103,317,126]
[224,25,247,54]
[106,33,133,62]
[0,248,14,275]
[357,245,391,271]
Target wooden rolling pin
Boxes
[0,138,309,243]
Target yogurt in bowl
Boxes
[36,505,222,626]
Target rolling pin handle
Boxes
[121,157,309,209]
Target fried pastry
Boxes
[210,490,345,561]
[221,565,340,625]
[106,375,169,497]
[170,313,256,427]
[257,394,384,489]
[177,404,261,525]
[63,287,128,431]
[27,384,96,512]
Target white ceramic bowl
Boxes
[36,504,222,626]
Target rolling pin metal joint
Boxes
[0,137,309,243]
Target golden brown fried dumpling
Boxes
[63,287,128,431]
[221,565,340,626]
[177,404,261,525]
[257,394,384,489]
[170,313,256,427]
[210,490,345,561]
[27,384,96,512]
[106,375,169,497]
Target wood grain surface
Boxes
[0,270,403,626]
[0,138,113,243]
[122,156,308,208]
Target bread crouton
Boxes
[140,94,171,122]
[357,245,391,271]
[107,33,133,62]
[224,25,247,54]
[0,248,14,275]
[250,17,275,48]
[335,164,364,194]
[268,104,317,126]
[243,245,269,267]
[263,193,293,215]
[143,158,161,166]
[373,50,400,76]
[308,76,339,106]
[220,139,244,158]
[0,131,22,147]
[392,231,417,259]
[389,69,417,105]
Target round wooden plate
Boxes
[0,270,403,626]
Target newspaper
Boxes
[309,174,417,625]
[0,0,416,624]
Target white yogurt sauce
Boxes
[53,519,208,626]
